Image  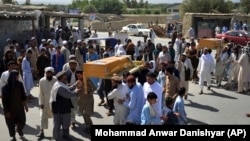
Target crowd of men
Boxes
[0,25,250,141]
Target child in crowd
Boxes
[161,96,179,125]
[173,87,188,125]
[141,92,162,125]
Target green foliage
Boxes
[241,0,250,14]
[153,10,161,15]
[145,9,151,14]
[83,4,98,13]
[2,0,13,4]
[123,0,148,8]
[91,0,125,15]
[180,0,235,18]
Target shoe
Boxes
[11,136,16,141]
[199,90,203,95]
[17,129,23,137]
[84,127,91,133]
[36,132,44,139]
[207,86,211,90]
[62,135,72,140]
[237,91,245,94]
[71,123,76,128]
[98,99,105,106]
[106,111,113,116]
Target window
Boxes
[128,25,133,28]
[226,32,236,36]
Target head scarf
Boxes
[7,70,19,86]
[243,47,250,62]
[4,70,20,94]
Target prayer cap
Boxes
[69,60,78,64]
[31,37,36,40]
[47,39,52,42]
[69,55,76,59]
[56,71,66,79]
[62,40,68,45]
[77,39,82,43]
[45,67,54,73]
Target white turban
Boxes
[77,39,82,43]
[45,67,54,73]
[62,40,68,45]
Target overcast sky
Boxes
[15,0,242,5]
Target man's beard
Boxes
[46,76,53,81]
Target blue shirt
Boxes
[173,96,187,125]
[125,83,145,125]
[141,103,162,125]
[86,52,99,61]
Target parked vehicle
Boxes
[121,23,150,37]
[215,30,250,46]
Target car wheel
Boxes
[138,32,143,37]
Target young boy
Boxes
[173,87,187,125]
[161,96,179,125]
[141,92,162,125]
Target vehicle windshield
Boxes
[137,25,146,29]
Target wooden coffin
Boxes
[83,55,137,79]
[198,38,222,49]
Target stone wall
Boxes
[91,19,136,32]
[122,14,170,25]
[91,14,175,32]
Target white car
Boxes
[121,24,150,37]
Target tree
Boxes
[240,0,250,14]
[180,0,234,18]
[92,0,125,15]
[131,0,138,8]
[144,0,149,9]
[70,0,89,9]
[123,0,131,8]
[83,4,98,13]
[139,0,144,8]
[2,0,13,4]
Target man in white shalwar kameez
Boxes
[225,47,241,90]
[214,46,229,87]
[197,48,215,94]
[108,75,129,125]
[37,67,57,139]
[237,47,250,93]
